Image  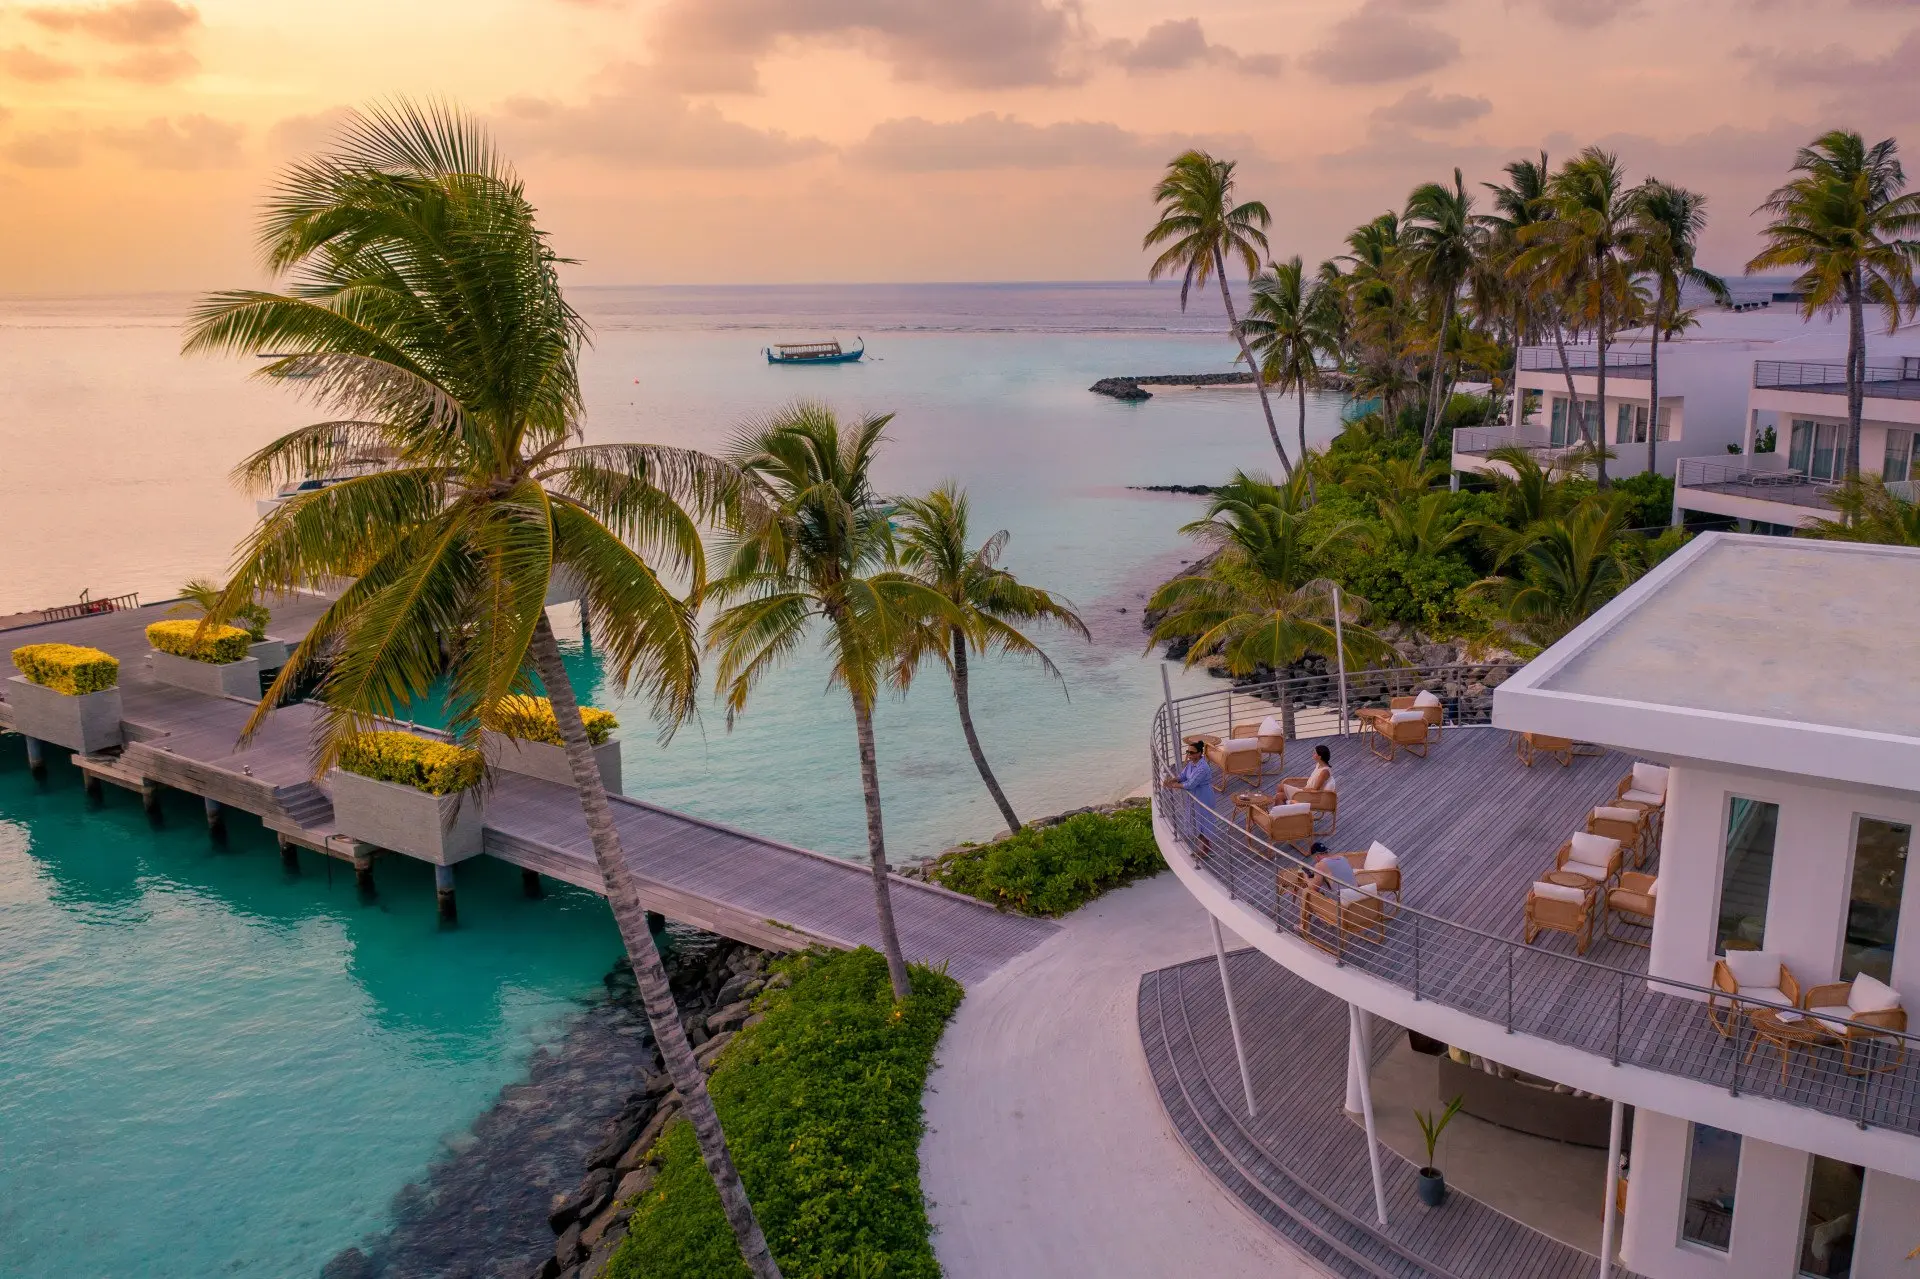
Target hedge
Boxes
[337,731,482,795]
[485,694,617,747]
[606,949,962,1279]
[11,643,120,696]
[928,806,1164,917]
[145,619,252,665]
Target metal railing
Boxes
[1675,455,1816,490]
[38,590,141,623]
[1755,359,1920,400]
[1518,346,1652,373]
[1152,672,1920,1136]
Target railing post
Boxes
[1505,949,1515,1034]
[1612,971,1623,1066]
[1160,662,1179,760]
[1412,914,1421,1001]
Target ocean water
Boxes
[0,283,1354,1275]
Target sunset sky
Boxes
[1,0,1917,293]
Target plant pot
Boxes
[1415,1167,1447,1207]
[327,768,485,865]
[148,649,263,699]
[481,730,622,794]
[5,675,123,753]
[247,638,290,670]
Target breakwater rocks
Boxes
[1090,372,1255,401]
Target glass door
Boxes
[1842,817,1910,983]
[1883,428,1915,482]
[1812,422,1842,481]
[1789,419,1815,473]
[1551,398,1569,447]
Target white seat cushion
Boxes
[1337,886,1373,904]
[1736,985,1789,1009]
[1848,972,1903,1014]
[1646,877,1659,898]
[1560,862,1608,882]
[1621,788,1664,806]
[1570,832,1621,865]
[1532,881,1586,904]
[1258,716,1285,739]
[1266,802,1311,817]
[1363,842,1398,871]
[1390,709,1426,724]
[1630,762,1669,799]
[1220,737,1260,753]
[1593,805,1641,825]
[1414,689,1441,708]
[1723,950,1782,989]
[1808,1009,1853,1035]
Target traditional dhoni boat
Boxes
[765,337,865,365]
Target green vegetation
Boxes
[337,730,482,794]
[10,643,119,695]
[173,577,270,641]
[144,618,252,664]
[607,949,962,1279]
[1808,476,1920,546]
[929,806,1163,917]
[484,693,618,746]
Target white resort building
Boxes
[1146,532,1920,1279]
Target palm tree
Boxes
[1359,491,1472,558]
[1471,498,1639,646]
[708,403,958,1003]
[891,484,1089,835]
[1243,256,1340,492]
[1749,130,1920,479]
[1626,181,1728,475]
[1482,152,1556,425]
[184,104,783,1279]
[1402,168,1480,462]
[1516,147,1637,489]
[171,576,270,640]
[1805,475,1920,545]
[1469,444,1585,568]
[1341,453,1448,506]
[1144,150,1292,474]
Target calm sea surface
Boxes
[0,283,1352,1275]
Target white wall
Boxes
[1855,1168,1920,1276]
[1625,1108,1813,1278]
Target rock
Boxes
[580,1230,626,1279]
[706,1000,753,1034]
[320,1247,374,1279]
[639,1071,673,1099]
[586,1112,647,1169]
[554,1221,585,1268]
[549,1167,614,1233]
[616,1101,679,1173]
[615,1166,656,1202]
[528,1259,561,1279]
[581,1202,632,1249]
[714,970,759,1005]
[742,1012,766,1029]
[686,1022,709,1048]
[697,1030,734,1070]
[1089,376,1151,401]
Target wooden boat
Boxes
[765,337,864,365]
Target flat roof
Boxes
[1495,532,1920,792]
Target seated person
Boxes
[1314,844,1359,894]
[1162,740,1214,793]
[1283,744,1334,802]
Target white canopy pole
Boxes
[1349,1002,1389,1226]
[1600,1098,1624,1279]
[1332,585,1351,735]
[1211,915,1258,1119]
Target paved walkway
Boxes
[920,871,1331,1279]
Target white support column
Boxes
[1344,1006,1369,1114]
[1599,1098,1623,1279]
[1349,1002,1389,1227]
[1210,915,1258,1119]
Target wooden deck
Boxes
[2,598,1056,980]
[1141,951,1639,1279]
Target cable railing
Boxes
[1518,346,1652,373]
[1151,671,1920,1136]
[1754,358,1920,400]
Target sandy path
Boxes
[920,872,1332,1279]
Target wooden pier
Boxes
[1,597,1056,981]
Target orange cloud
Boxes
[0,44,80,81]
[24,0,199,45]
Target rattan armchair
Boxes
[1523,880,1598,954]
[1554,832,1624,889]
[1804,977,1909,1075]
[1518,732,1575,768]
[1604,872,1657,947]
[1299,875,1388,952]
[1359,708,1430,761]
[1248,799,1314,857]
[1202,735,1265,791]
[1231,719,1287,781]
[1277,775,1338,834]
[1390,694,1444,743]
[1708,953,1803,1039]
[1588,805,1653,869]
[1325,849,1400,916]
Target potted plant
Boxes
[328,731,485,864]
[480,694,621,792]
[173,578,284,669]
[144,619,262,698]
[7,643,123,753]
[1414,1094,1465,1207]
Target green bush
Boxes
[606,949,962,1279]
[929,807,1163,917]
[337,730,482,794]
[145,618,252,664]
[1611,471,1675,531]
[11,643,119,695]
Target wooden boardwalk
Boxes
[1141,952,1641,1279]
[1,598,1056,981]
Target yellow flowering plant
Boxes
[145,619,253,665]
[484,694,617,747]
[10,643,120,696]
[337,731,482,795]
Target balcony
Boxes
[1152,670,1920,1141]
[1518,346,1653,379]
[1755,358,1920,401]
[1673,455,1840,527]
[1452,425,1590,474]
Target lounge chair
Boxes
[1204,735,1265,792]
[1604,872,1657,947]
[1326,842,1401,916]
[1524,880,1598,954]
[1391,689,1445,742]
[1615,761,1669,813]
[1300,873,1388,952]
[1708,951,1803,1039]
[1553,831,1624,889]
[1248,800,1314,857]
[1589,805,1653,868]
[1803,974,1909,1075]
[1277,774,1338,834]
[1518,732,1575,768]
[1362,708,1430,761]
[1231,716,1288,781]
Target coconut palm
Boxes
[708,403,959,1003]
[1402,168,1480,462]
[1805,475,1920,545]
[1749,130,1920,479]
[1627,181,1729,475]
[183,104,782,1279]
[1358,491,1472,559]
[1471,497,1639,646]
[1340,453,1448,506]
[1481,152,1557,424]
[172,576,270,640]
[891,484,1089,835]
[1243,256,1341,492]
[1144,150,1291,474]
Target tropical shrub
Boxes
[11,643,119,695]
[173,578,271,641]
[145,619,252,665]
[930,807,1163,916]
[484,693,617,747]
[337,730,482,794]
[1611,471,1674,531]
[606,948,962,1279]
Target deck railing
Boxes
[37,590,141,623]
[1675,455,1813,490]
[1517,346,1652,373]
[1152,671,1920,1136]
[1754,358,1920,400]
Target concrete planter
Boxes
[482,730,622,794]
[247,638,290,670]
[327,768,485,865]
[5,675,122,753]
[148,649,263,699]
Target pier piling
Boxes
[141,783,161,819]
[277,834,300,873]
[521,868,543,898]
[82,770,102,800]
[204,796,225,836]
[23,736,45,776]
[353,850,376,896]
[434,863,457,924]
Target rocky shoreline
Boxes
[1089,372,1255,401]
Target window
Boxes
[1717,798,1780,952]
[1798,1157,1863,1277]
[1843,818,1911,983]
[1551,397,1568,446]
[1682,1123,1741,1252]
[1616,402,1634,444]
[1884,428,1916,483]
[1656,404,1673,442]
[1790,419,1814,472]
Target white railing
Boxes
[1889,480,1919,503]
[1675,455,1803,489]
[1453,425,1549,454]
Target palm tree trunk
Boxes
[1593,278,1612,490]
[1645,290,1661,477]
[529,615,782,1279]
[850,692,913,1001]
[1419,292,1456,463]
[1296,386,1317,500]
[1550,317,1585,447]
[949,627,1021,834]
[1847,272,1866,480]
[1215,247,1294,476]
